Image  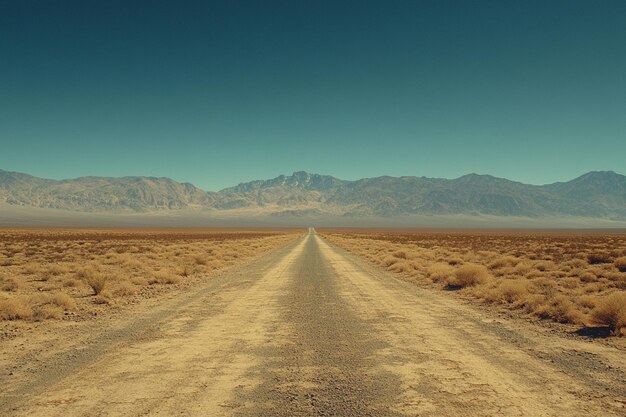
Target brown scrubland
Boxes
[320,229,626,336]
[0,228,298,323]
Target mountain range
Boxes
[1,169,625,221]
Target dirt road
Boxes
[1,230,625,416]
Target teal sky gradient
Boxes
[1,1,625,190]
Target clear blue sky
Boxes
[1,0,625,190]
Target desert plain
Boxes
[0,227,625,416]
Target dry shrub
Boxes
[490,256,520,269]
[193,254,208,265]
[392,250,408,259]
[34,304,63,320]
[428,262,454,283]
[131,276,148,286]
[389,260,414,273]
[513,262,532,276]
[179,265,191,277]
[63,277,81,287]
[149,271,181,285]
[76,265,108,295]
[534,261,555,272]
[565,258,587,269]
[382,255,399,267]
[448,258,463,266]
[591,292,626,334]
[531,276,558,295]
[559,277,581,289]
[579,270,598,283]
[473,279,531,305]
[614,257,626,273]
[208,259,224,270]
[85,273,108,295]
[497,280,530,303]
[23,264,41,275]
[0,296,32,320]
[587,252,611,265]
[49,264,69,276]
[49,292,76,310]
[1,278,19,292]
[578,295,597,309]
[129,259,145,269]
[76,265,98,279]
[112,282,136,296]
[448,264,492,288]
[93,293,111,305]
[534,295,584,324]
[605,271,625,283]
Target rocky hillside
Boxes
[0,170,213,212]
[1,169,625,219]
[211,171,626,219]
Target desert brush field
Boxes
[0,228,299,326]
[1,228,625,416]
[320,229,626,337]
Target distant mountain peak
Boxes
[575,170,621,180]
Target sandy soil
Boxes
[1,230,624,416]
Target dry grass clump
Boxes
[84,272,108,295]
[447,257,463,266]
[193,254,208,265]
[577,294,597,310]
[178,265,191,277]
[1,278,19,292]
[587,252,612,265]
[578,270,598,283]
[447,264,492,289]
[0,296,32,320]
[382,255,399,267]
[614,257,626,273]
[388,260,416,274]
[512,262,532,276]
[591,292,626,335]
[533,295,585,324]
[427,262,455,283]
[489,255,520,269]
[320,228,626,336]
[392,250,409,259]
[495,280,530,304]
[111,281,137,297]
[148,271,181,285]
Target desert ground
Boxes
[320,228,626,335]
[1,228,625,416]
[0,228,299,322]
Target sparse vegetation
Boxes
[0,292,76,321]
[0,228,298,323]
[321,229,626,336]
